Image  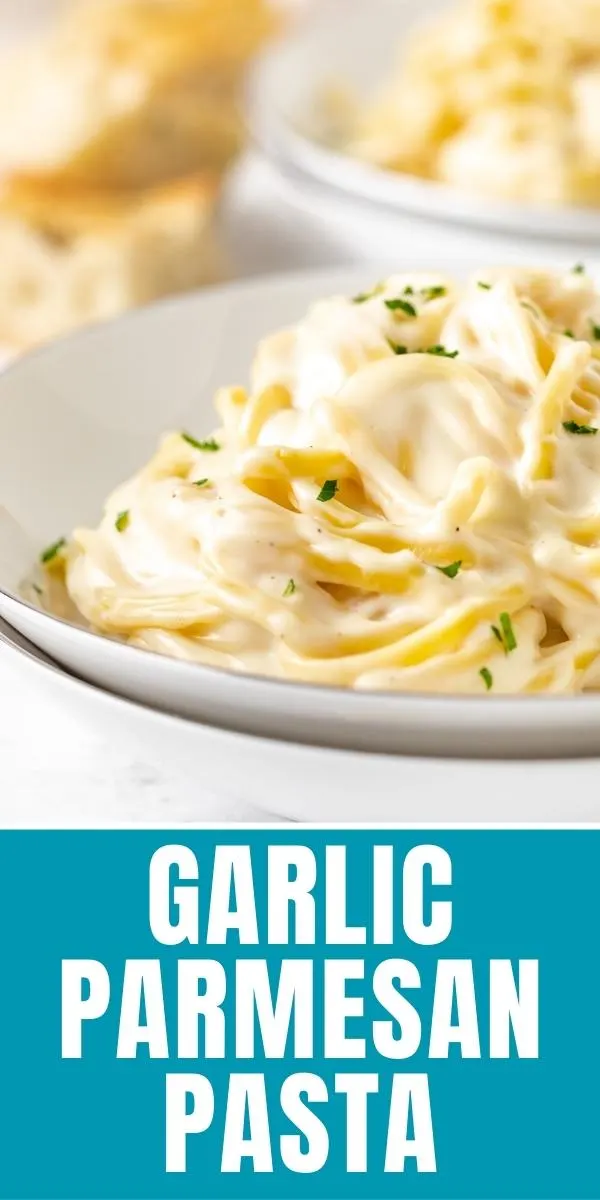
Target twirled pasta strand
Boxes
[43,265,600,694]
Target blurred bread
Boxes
[0,172,223,350]
[0,0,275,187]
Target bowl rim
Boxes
[2,268,600,728]
[3,612,600,771]
[7,579,600,715]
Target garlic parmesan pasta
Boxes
[344,0,600,207]
[42,265,600,694]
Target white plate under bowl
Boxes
[249,0,600,245]
[2,614,600,823]
[2,266,600,761]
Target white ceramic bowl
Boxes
[3,266,600,762]
[3,615,600,823]
[249,0,600,246]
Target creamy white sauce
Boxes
[57,266,600,693]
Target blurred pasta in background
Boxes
[0,0,281,350]
[345,0,600,208]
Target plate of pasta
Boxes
[249,0,600,241]
[4,260,600,760]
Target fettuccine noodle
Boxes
[43,265,600,694]
[344,0,600,207]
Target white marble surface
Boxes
[0,651,277,826]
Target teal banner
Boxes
[0,830,596,1199]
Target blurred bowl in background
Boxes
[248,0,600,248]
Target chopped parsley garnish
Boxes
[193,478,210,488]
[181,433,220,452]
[317,479,339,503]
[403,285,414,295]
[591,322,600,340]
[425,344,459,358]
[435,560,462,579]
[115,510,130,533]
[385,297,417,317]
[477,281,492,290]
[492,612,517,653]
[563,329,575,338]
[32,583,43,598]
[572,263,586,274]
[479,666,493,691]
[421,285,447,301]
[283,578,296,597]
[499,612,517,651]
[562,420,598,435]
[386,341,459,358]
[40,538,66,565]
[352,283,383,304]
